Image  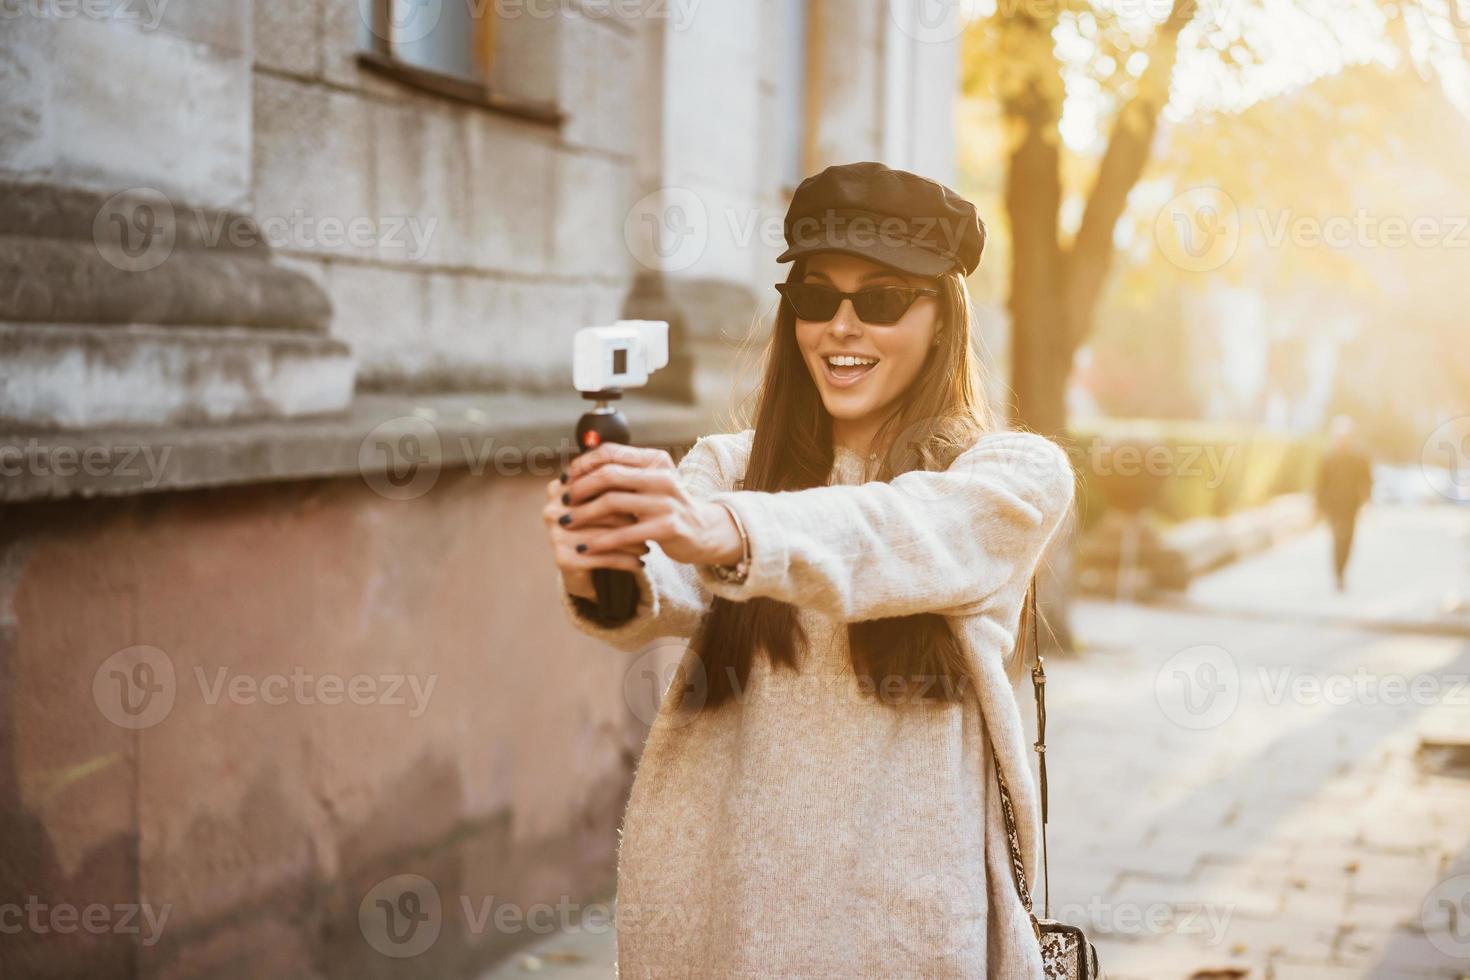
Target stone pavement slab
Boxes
[1174,504,1470,637]
[475,919,618,980]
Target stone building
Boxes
[0,1,965,976]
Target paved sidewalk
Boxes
[480,504,1470,980]
[477,922,616,979]
[1174,504,1470,637]
[1049,599,1470,978]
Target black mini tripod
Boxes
[574,388,639,622]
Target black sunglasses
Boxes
[774,282,938,325]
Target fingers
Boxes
[544,478,647,578]
[565,490,667,528]
[566,444,674,484]
[543,480,637,529]
[543,476,629,520]
[549,519,648,571]
[565,463,681,506]
[581,517,674,556]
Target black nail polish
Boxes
[558,514,571,526]
[637,557,645,567]
[562,492,570,505]
[559,470,568,483]
[576,543,588,553]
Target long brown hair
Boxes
[679,258,996,713]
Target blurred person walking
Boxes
[1315,415,1374,591]
[542,163,1076,978]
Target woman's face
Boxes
[792,252,940,433]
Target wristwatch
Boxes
[707,500,750,585]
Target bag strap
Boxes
[990,576,1050,931]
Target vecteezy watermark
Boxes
[360,875,443,959]
[1083,439,1238,489]
[91,188,437,272]
[358,412,577,501]
[0,897,172,947]
[1421,873,1470,959]
[93,188,177,273]
[360,415,444,501]
[624,639,704,728]
[0,440,173,487]
[889,0,971,45]
[93,645,177,730]
[1255,209,1470,251]
[1157,187,1470,272]
[357,0,443,44]
[192,208,437,260]
[1421,416,1470,504]
[93,646,438,730]
[1256,667,1469,708]
[1154,643,1240,730]
[623,194,979,274]
[884,425,1074,504]
[496,0,702,28]
[1156,653,1468,727]
[626,637,978,725]
[0,0,169,29]
[1154,187,1242,273]
[195,667,437,718]
[624,187,710,273]
[358,876,699,959]
[1050,897,1235,945]
[886,870,983,957]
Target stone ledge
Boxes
[1,323,356,429]
[0,392,730,503]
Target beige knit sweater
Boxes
[558,428,1076,979]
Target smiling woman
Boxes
[543,161,1078,978]
[789,254,946,457]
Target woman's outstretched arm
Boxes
[696,430,1075,621]
[550,432,748,652]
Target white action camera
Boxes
[573,320,669,394]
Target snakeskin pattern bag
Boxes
[990,578,1103,980]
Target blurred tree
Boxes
[961,0,1470,438]
[963,0,1202,437]
[959,0,1470,649]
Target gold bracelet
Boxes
[709,500,750,584]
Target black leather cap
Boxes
[777,161,985,277]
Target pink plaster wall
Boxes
[0,469,648,978]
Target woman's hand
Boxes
[543,475,646,600]
[563,444,744,568]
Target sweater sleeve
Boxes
[696,430,1075,622]
[555,430,751,653]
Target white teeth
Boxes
[826,355,878,367]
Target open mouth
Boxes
[822,354,879,388]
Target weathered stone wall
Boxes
[1,469,647,978]
[250,2,649,392]
[0,3,968,976]
[0,3,252,208]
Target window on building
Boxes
[362,0,489,81]
[358,0,561,125]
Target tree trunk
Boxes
[1000,1,1196,653]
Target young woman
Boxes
[543,162,1075,978]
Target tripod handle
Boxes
[576,407,639,623]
